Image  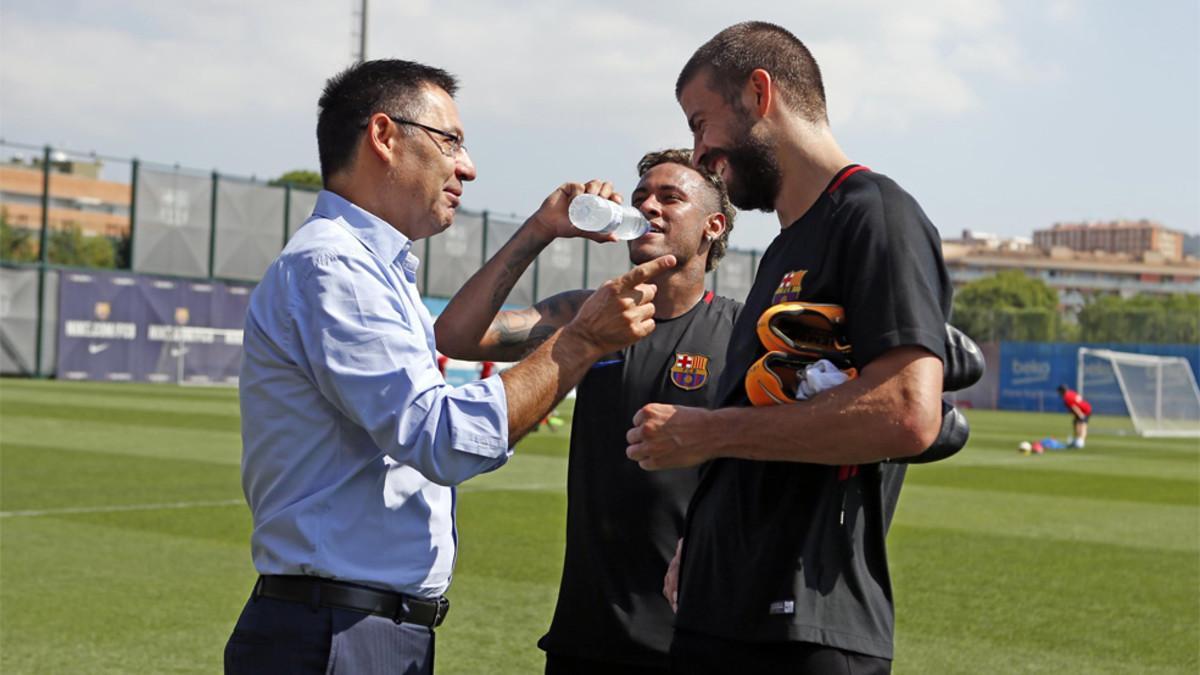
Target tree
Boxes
[47,224,116,268]
[1078,293,1199,344]
[270,170,323,191]
[1,210,122,268]
[952,270,1060,342]
[0,208,38,262]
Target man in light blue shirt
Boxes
[225,59,675,675]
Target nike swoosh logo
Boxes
[88,343,110,354]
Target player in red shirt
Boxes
[1057,384,1092,448]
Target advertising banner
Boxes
[997,342,1200,412]
[57,271,252,384]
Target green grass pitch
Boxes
[1,379,1197,673]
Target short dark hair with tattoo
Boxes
[676,21,827,124]
[317,59,459,184]
[637,149,735,272]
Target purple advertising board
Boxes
[57,271,252,384]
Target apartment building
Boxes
[944,234,1200,313]
[1033,220,1185,260]
[0,156,131,238]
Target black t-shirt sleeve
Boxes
[836,181,950,368]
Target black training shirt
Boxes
[675,166,952,659]
[538,292,741,668]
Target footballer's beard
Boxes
[714,130,782,213]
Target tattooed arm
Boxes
[440,288,593,362]
[435,180,615,362]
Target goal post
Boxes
[1077,348,1200,438]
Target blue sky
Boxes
[2,0,1196,251]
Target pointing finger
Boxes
[617,255,676,290]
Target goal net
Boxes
[1077,348,1200,437]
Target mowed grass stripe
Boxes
[933,449,1200,481]
[453,487,567,584]
[964,410,1198,441]
[1,388,240,416]
[0,378,240,403]
[905,463,1198,506]
[897,483,1199,552]
[1,499,244,518]
[895,627,1189,675]
[6,418,242,465]
[964,432,1200,462]
[0,443,242,510]
[891,524,1199,672]
[0,516,254,675]
[439,575,560,675]
[0,399,239,433]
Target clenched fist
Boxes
[626,403,715,470]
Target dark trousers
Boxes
[669,628,891,675]
[224,592,435,674]
[545,651,669,675]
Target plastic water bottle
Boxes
[568,194,650,240]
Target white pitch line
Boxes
[0,499,245,519]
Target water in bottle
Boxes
[568,194,650,240]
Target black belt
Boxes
[254,575,449,627]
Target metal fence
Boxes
[0,140,763,377]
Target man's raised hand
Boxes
[564,255,676,356]
[529,179,622,243]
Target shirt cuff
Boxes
[447,373,511,459]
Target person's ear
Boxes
[747,69,773,118]
[364,113,398,164]
[704,212,726,243]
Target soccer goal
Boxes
[1077,348,1200,438]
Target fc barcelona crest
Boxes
[772,270,807,303]
[670,352,709,391]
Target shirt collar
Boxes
[313,190,418,270]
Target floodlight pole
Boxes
[358,0,368,63]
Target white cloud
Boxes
[1,1,345,151]
[0,0,1051,151]
[11,0,1174,250]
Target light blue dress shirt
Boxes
[239,190,510,598]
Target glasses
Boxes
[380,115,466,157]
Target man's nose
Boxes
[639,196,662,218]
[456,148,477,182]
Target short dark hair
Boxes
[676,21,827,124]
[636,149,735,273]
[317,59,459,184]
